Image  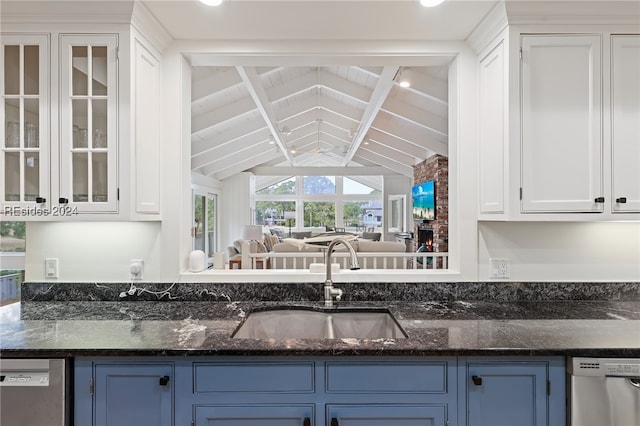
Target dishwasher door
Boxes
[0,359,69,426]
[570,357,640,426]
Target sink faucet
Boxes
[324,237,360,307]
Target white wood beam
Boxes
[192,131,272,170]
[191,96,257,134]
[251,166,391,176]
[353,150,413,177]
[381,95,448,137]
[236,66,294,164]
[191,120,266,158]
[343,66,399,165]
[372,112,448,157]
[191,67,243,104]
[207,149,284,180]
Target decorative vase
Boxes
[416,242,428,265]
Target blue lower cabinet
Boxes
[326,404,448,426]
[193,404,314,426]
[462,358,565,426]
[75,360,174,426]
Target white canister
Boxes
[189,250,206,272]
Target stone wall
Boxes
[413,154,448,253]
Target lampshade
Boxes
[243,225,263,241]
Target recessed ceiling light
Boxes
[419,0,445,7]
[199,0,223,6]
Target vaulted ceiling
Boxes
[139,0,501,183]
[190,64,449,180]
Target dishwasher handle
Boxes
[629,378,640,389]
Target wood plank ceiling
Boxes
[190,64,449,182]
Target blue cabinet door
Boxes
[194,405,314,426]
[465,362,548,426]
[94,364,173,426]
[327,404,447,426]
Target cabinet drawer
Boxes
[326,361,449,393]
[193,362,315,393]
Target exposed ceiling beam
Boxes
[236,66,294,164]
[251,166,392,176]
[353,150,413,177]
[343,66,399,166]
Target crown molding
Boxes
[131,2,173,53]
[505,0,640,26]
[466,1,509,55]
[0,1,133,25]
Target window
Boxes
[0,221,25,305]
[193,191,217,258]
[255,175,382,234]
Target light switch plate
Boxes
[45,258,59,279]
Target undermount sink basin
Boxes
[231,307,407,339]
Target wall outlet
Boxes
[45,258,59,279]
[130,259,144,280]
[490,258,510,279]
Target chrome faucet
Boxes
[324,237,360,307]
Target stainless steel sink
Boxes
[231,307,407,339]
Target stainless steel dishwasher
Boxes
[569,357,640,426]
[0,358,70,426]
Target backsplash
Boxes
[21,281,640,303]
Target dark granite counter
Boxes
[1,281,638,358]
[2,296,639,358]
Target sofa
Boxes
[269,240,407,270]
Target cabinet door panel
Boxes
[521,35,602,212]
[194,405,313,426]
[59,34,118,214]
[0,35,50,211]
[479,40,507,214]
[327,404,446,426]
[611,35,640,213]
[94,364,173,426]
[466,363,547,426]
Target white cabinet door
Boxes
[58,34,118,214]
[1,34,50,214]
[611,35,640,213]
[520,35,603,213]
[478,39,507,215]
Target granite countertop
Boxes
[2,297,640,358]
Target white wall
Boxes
[479,222,640,281]
[383,175,412,241]
[25,222,162,282]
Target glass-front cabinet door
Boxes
[59,34,118,214]
[1,35,50,213]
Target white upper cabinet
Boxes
[0,25,163,221]
[520,35,603,213]
[58,34,119,214]
[477,27,639,221]
[611,35,640,213]
[1,35,50,212]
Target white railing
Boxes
[244,251,448,271]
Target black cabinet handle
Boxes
[472,375,483,386]
[331,418,339,426]
[594,197,605,203]
[35,197,46,204]
[303,417,310,426]
[58,197,69,204]
[616,197,627,204]
[159,376,170,386]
